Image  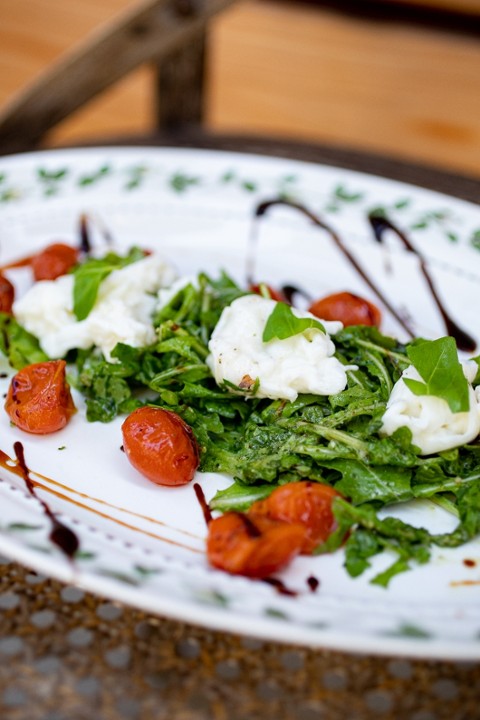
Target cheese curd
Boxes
[14,254,177,361]
[207,294,348,401]
[381,361,480,455]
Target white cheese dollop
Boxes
[13,254,177,361]
[207,294,348,401]
[381,361,480,455]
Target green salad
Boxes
[2,260,480,587]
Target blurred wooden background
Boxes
[0,0,479,177]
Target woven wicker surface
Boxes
[0,558,478,720]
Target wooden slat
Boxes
[0,0,237,153]
[154,29,207,130]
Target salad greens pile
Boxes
[2,260,480,587]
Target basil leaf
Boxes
[263,302,325,342]
[72,247,145,321]
[404,337,469,413]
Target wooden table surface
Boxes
[0,0,479,178]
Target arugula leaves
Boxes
[72,247,145,321]
[262,301,325,342]
[404,336,469,413]
[0,312,48,369]
[25,269,474,589]
[3,258,479,588]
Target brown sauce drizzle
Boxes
[463,558,476,568]
[78,213,92,254]
[79,213,114,254]
[262,577,298,596]
[250,198,416,339]
[251,198,477,352]
[281,284,312,306]
[307,575,320,592]
[193,482,213,526]
[368,213,476,352]
[13,441,79,559]
[450,579,480,587]
[0,446,202,552]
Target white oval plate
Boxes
[0,147,479,660]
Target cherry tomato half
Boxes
[309,292,381,327]
[249,481,341,554]
[206,511,305,578]
[5,360,76,434]
[121,406,199,487]
[31,243,79,281]
[0,274,14,314]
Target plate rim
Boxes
[1,144,480,660]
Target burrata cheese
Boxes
[207,294,348,401]
[14,253,177,361]
[381,361,480,455]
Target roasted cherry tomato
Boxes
[309,292,381,327]
[31,243,79,281]
[250,283,286,303]
[0,274,14,314]
[249,481,342,554]
[121,406,199,486]
[5,360,76,434]
[206,511,305,578]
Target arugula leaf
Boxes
[210,482,274,512]
[0,312,48,369]
[262,302,325,342]
[72,247,145,321]
[319,498,432,586]
[404,337,469,413]
[320,459,412,505]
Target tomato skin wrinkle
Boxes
[206,511,305,578]
[309,292,381,328]
[249,481,342,554]
[5,360,76,434]
[121,406,199,487]
[0,275,14,314]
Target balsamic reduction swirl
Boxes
[13,441,79,559]
[251,198,476,351]
[250,199,415,339]
[368,213,476,352]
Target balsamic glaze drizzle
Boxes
[262,577,298,596]
[78,213,92,254]
[251,198,475,352]
[368,213,476,352]
[251,199,417,339]
[281,284,312,306]
[78,213,115,255]
[193,482,213,526]
[13,441,79,559]
[307,575,320,593]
